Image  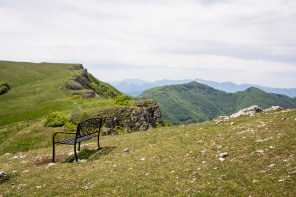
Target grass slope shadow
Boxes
[32,146,117,166]
[62,146,117,163]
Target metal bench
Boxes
[52,117,103,163]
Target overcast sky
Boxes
[1,0,296,88]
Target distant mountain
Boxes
[109,79,296,97]
[138,81,296,125]
[194,79,296,98]
[109,79,192,97]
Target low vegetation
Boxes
[0,108,295,196]
[111,94,132,106]
[43,111,70,127]
[0,81,10,95]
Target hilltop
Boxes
[138,81,296,125]
[0,107,295,196]
[0,61,121,127]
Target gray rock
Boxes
[0,171,9,179]
[230,105,263,118]
[264,106,283,111]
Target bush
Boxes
[0,82,10,95]
[111,94,131,106]
[63,121,78,132]
[44,111,70,127]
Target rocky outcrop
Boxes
[264,106,283,112]
[73,68,90,86]
[65,65,97,98]
[230,105,263,118]
[96,100,164,135]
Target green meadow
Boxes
[1,109,295,196]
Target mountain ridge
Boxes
[110,78,296,97]
[138,81,296,125]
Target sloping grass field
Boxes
[1,109,295,196]
[0,61,80,127]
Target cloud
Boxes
[0,0,296,88]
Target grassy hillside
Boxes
[138,82,296,125]
[0,108,295,196]
[0,61,120,127]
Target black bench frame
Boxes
[52,117,103,163]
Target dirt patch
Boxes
[32,154,68,166]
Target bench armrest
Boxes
[52,132,76,142]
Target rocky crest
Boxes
[65,65,98,98]
[96,100,164,135]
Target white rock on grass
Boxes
[219,152,228,158]
[218,158,225,162]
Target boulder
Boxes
[97,100,164,135]
[230,105,263,118]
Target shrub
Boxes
[111,94,131,106]
[66,95,81,100]
[44,111,70,127]
[63,121,78,132]
[0,82,10,95]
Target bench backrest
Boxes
[77,118,103,136]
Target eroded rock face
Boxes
[96,100,164,135]
[73,69,90,86]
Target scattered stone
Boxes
[219,152,228,158]
[264,106,283,112]
[252,179,259,183]
[140,158,146,161]
[145,173,150,176]
[231,122,234,125]
[215,120,223,125]
[0,171,9,179]
[4,153,10,156]
[113,165,118,168]
[123,148,129,152]
[22,170,30,173]
[269,164,275,167]
[256,150,264,154]
[171,171,175,173]
[200,149,207,154]
[282,117,286,120]
[260,171,267,173]
[214,167,219,170]
[202,161,206,164]
[36,186,42,189]
[218,158,225,162]
[269,146,275,149]
[278,179,285,182]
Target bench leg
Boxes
[97,135,101,149]
[74,143,78,162]
[52,143,55,163]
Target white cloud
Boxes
[0,0,296,88]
